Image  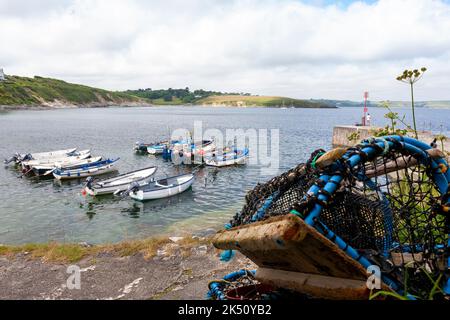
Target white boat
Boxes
[85,166,157,196]
[192,140,215,156]
[204,148,249,167]
[31,156,103,176]
[129,173,194,201]
[53,158,119,180]
[147,143,168,155]
[21,148,78,161]
[4,148,78,165]
[22,150,91,168]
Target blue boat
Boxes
[53,158,120,180]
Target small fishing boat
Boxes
[164,140,215,162]
[134,141,154,153]
[31,156,103,176]
[147,141,170,155]
[191,140,215,156]
[84,166,157,196]
[4,148,78,165]
[53,158,119,180]
[204,148,249,167]
[22,150,91,169]
[22,148,78,160]
[128,173,194,201]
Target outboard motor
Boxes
[5,152,22,164]
[4,155,17,164]
[21,153,33,162]
[134,141,144,152]
[116,181,140,197]
[85,176,95,189]
[128,181,140,194]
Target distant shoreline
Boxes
[0,103,338,111]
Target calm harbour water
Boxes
[0,106,448,245]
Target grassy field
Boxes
[150,97,184,105]
[0,75,143,106]
[197,95,335,108]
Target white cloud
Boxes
[1,0,450,100]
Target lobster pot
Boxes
[225,139,449,299]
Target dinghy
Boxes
[147,141,170,155]
[84,166,157,196]
[191,140,215,156]
[134,141,154,153]
[205,148,249,167]
[22,148,78,161]
[4,148,77,165]
[31,156,103,176]
[128,173,194,201]
[53,158,119,180]
[22,150,91,168]
[165,140,216,162]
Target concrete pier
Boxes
[332,126,373,147]
[333,125,449,152]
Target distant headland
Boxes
[0,74,333,109]
[1,73,449,110]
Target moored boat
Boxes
[53,158,119,180]
[22,148,78,161]
[204,148,249,167]
[22,150,91,169]
[84,166,157,196]
[31,156,103,176]
[147,141,171,155]
[128,173,194,201]
[4,148,78,165]
[164,140,216,162]
[134,141,153,153]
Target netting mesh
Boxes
[227,145,448,298]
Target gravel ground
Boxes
[0,243,254,300]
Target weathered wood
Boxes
[391,252,446,271]
[365,148,445,178]
[256,268,371,300]
[213,215,367,280]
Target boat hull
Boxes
[85,167,157,196]
[22,150,91,168]
[31,156,102,176]
[20,148,78,161]
[147,145,165,154]
[54,165,117,180]
[129,174,194,201]
[54,164,117,180]
[53,159,119,180]
[205,155,248,167]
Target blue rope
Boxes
[207,270,257,300]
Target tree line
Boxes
[125,87,250,103]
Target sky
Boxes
[1,0,450,101]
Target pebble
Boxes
[169,237,184,243]
[78,242,93,248]
[157,249,167,256]
[195,245,208,255]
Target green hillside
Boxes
[197,95,335,108]
[0,75,144,107]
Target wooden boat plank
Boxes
[256,268,371,300]
[213,214,367,280]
